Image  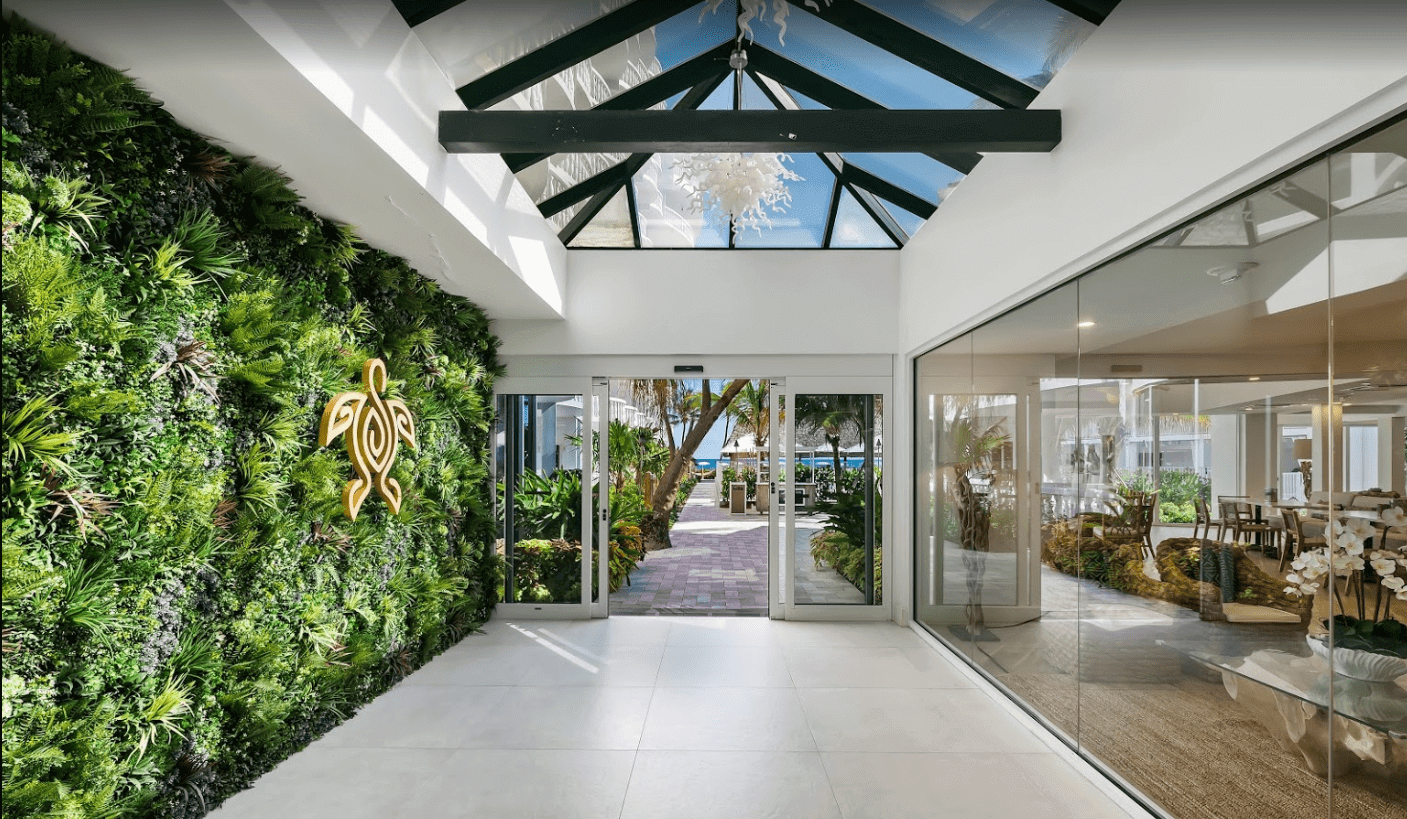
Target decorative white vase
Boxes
[1306,635,1407,682]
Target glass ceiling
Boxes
[404,0,1109,249]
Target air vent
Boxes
[1110,364,1143,374]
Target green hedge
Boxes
[2,18,501,819]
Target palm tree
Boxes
[625,378,750,550]
[938,398,1011,639]
[669,383,701,440]
[794,394,867,491]
[728,380,772,448]
[631,379,676,451]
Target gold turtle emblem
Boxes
[319,358,417,520]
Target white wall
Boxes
[497,250,901,358]
[4,0,568,320]
[900,0,1407,357]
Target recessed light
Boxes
[1077,321,1096,328]
[1242,406,1254,411]
[1248,376,1260,381]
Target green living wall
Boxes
[1,18,502,818]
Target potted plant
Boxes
[1284,506,1407,681]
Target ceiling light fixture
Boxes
[675,152,803,236]
[1249,376,1261,381]
[1077,320,1096,328]
[1207,262,1259,284]
[676,4,812,235]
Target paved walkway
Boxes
[610,484,867,615]
[611,484,769,614]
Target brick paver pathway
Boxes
[610,483,868,615]
[610,483,769,615]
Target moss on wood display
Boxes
[1,17,502,819]
[1041,524,1310,622]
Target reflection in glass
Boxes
[793,394,882,605]
[568,188,634,248]
[858,0,1096,88]
[1327,118,1407,808]
[913,119,1407,817]
[495,394,586,604]
[748,9,989,110]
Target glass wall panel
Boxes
[916,115,1407,819]
[1326,118,1407,814]
[1073,147,1334,814]
[793,393,883,605]
[495,394,586,604]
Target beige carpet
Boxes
[1002,674,1405,819]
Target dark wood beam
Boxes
[807,152,906,245]
[746,49,980,175]
[536,74,729,220]
[1270,179,1331,219]
[822,177,843,248]
[559,183,621,245]
[442,109,1061,154]
[730,87,934,230]
[625,179,642,248]
[454,0,698,110]
[840,164,937,219]
[1162,226,1194,247]
[1240,200,1259,247]
[844,183,908,246]
[793,0,1038,109]
[1043,0,1119,26]
[539,164,633,218]
[391,0,469,28]
[503,43,735,173]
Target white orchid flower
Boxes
[1332,519,1352,537]
[1383,575,1405,592]
[1348,518,1376,540]
[1398,586,1407,602]
[1381,506,1407,528]
[1332,553,1364,575]
[1369,555,1398,576]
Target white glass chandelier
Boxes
[674,152,803,236]
[675,1,833,235]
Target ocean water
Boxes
[691,457,881,470]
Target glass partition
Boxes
[914,117,1407,819]
[495,394,587,605]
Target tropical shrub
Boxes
[671,474,698,524]
[1114,468,1210,523]
[503,539,581,603]
[2,19,500,819]
[511,469,582,542]
[810,468,883,600]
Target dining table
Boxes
[1241,499,1390,556]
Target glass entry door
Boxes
[493,378,600,618]
[780,377,889,619]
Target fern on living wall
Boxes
[1,14,503,819]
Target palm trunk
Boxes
[640,379,748,549]
[830,436,843,493]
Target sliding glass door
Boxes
[781,377,889,619]
[493,378,600,618]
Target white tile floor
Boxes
[210,617,1146,819]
